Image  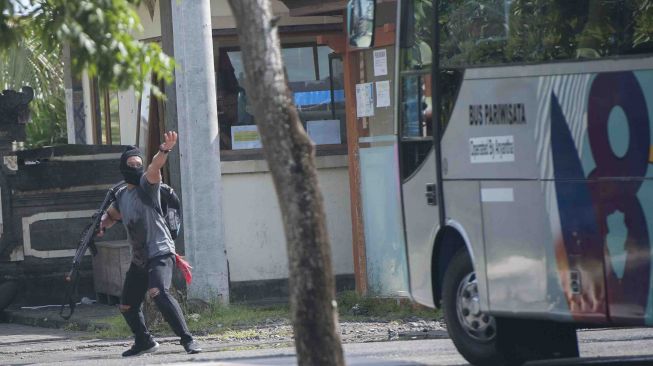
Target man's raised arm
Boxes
[146,131,178,184]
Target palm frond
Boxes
[0,27,63,101]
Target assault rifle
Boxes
[60,181,125,320]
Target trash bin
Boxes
[92,240,131,305]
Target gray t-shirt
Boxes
[114,175,175,267]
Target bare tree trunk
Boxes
[227,1,345,365]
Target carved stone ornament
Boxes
[0,87,34,125]
[3,156,17,171]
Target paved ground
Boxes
[1,302,449,343]
[2,302,116,331]
[3,323,653,366]
[0,322,454,366]
[4,304,653,365]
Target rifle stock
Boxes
[60,181,125,320]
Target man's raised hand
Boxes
[160,131,178,152]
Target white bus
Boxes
[349,1,653,365]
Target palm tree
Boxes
[0,26,66,148]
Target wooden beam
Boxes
[342,23,396,52]
[343,39,368,296]
[316,34,346,53]
[321,18,398,296]
[286,0,346,17]
[283,0,396,16]
[374,23,396,48]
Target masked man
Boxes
[99,131,201,356]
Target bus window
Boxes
[399,73,430,180]
[398,0,463,180]
[399,0,433,72]
[440,0,653,68]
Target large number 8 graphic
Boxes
[587,71,651,319]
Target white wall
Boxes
[221,155,353,282]
[135,2,162,40]
[118,88,138,145]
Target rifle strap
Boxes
[60,271,79,320]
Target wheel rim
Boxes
[455,271,496,342]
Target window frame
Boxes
[215,37,349,161]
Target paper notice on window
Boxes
[376,80,391,107]
[307,120,341,145]
[356,83,375,117]
[373,49,388,76]
[231,125,262,150]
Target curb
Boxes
[396,329,449,340]
[1,309,111,331]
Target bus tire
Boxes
[442,250,579,365]
[442,249,505,366]
[497,318,578,362]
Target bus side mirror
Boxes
[347,0,376,48]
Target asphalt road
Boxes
[2,323,653,365]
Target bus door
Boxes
[395,0,441,307]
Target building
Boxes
[0,0,407,305]
[62,0,358,303]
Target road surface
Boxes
[2,323,653,365]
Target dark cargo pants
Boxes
[120,254,192,345]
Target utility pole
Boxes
[159,0,184,253]
[167,0,229,302]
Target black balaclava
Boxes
[120,146,145,185]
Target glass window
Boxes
[282,46,318,81]
[217,44,346,151]
[398,0,464,180]
[317,46,333,80]
[440,0,653,68]
[399,0,434,72]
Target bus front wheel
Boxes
[442,250,505,366]
[442,250,579,366]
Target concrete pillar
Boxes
[81,70,95,144]
[169,0,230,303]
[62,44,86,144]
[160,0,185,253]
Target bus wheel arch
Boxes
[431,225,469,308]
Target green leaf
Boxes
[1,0,174,94]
